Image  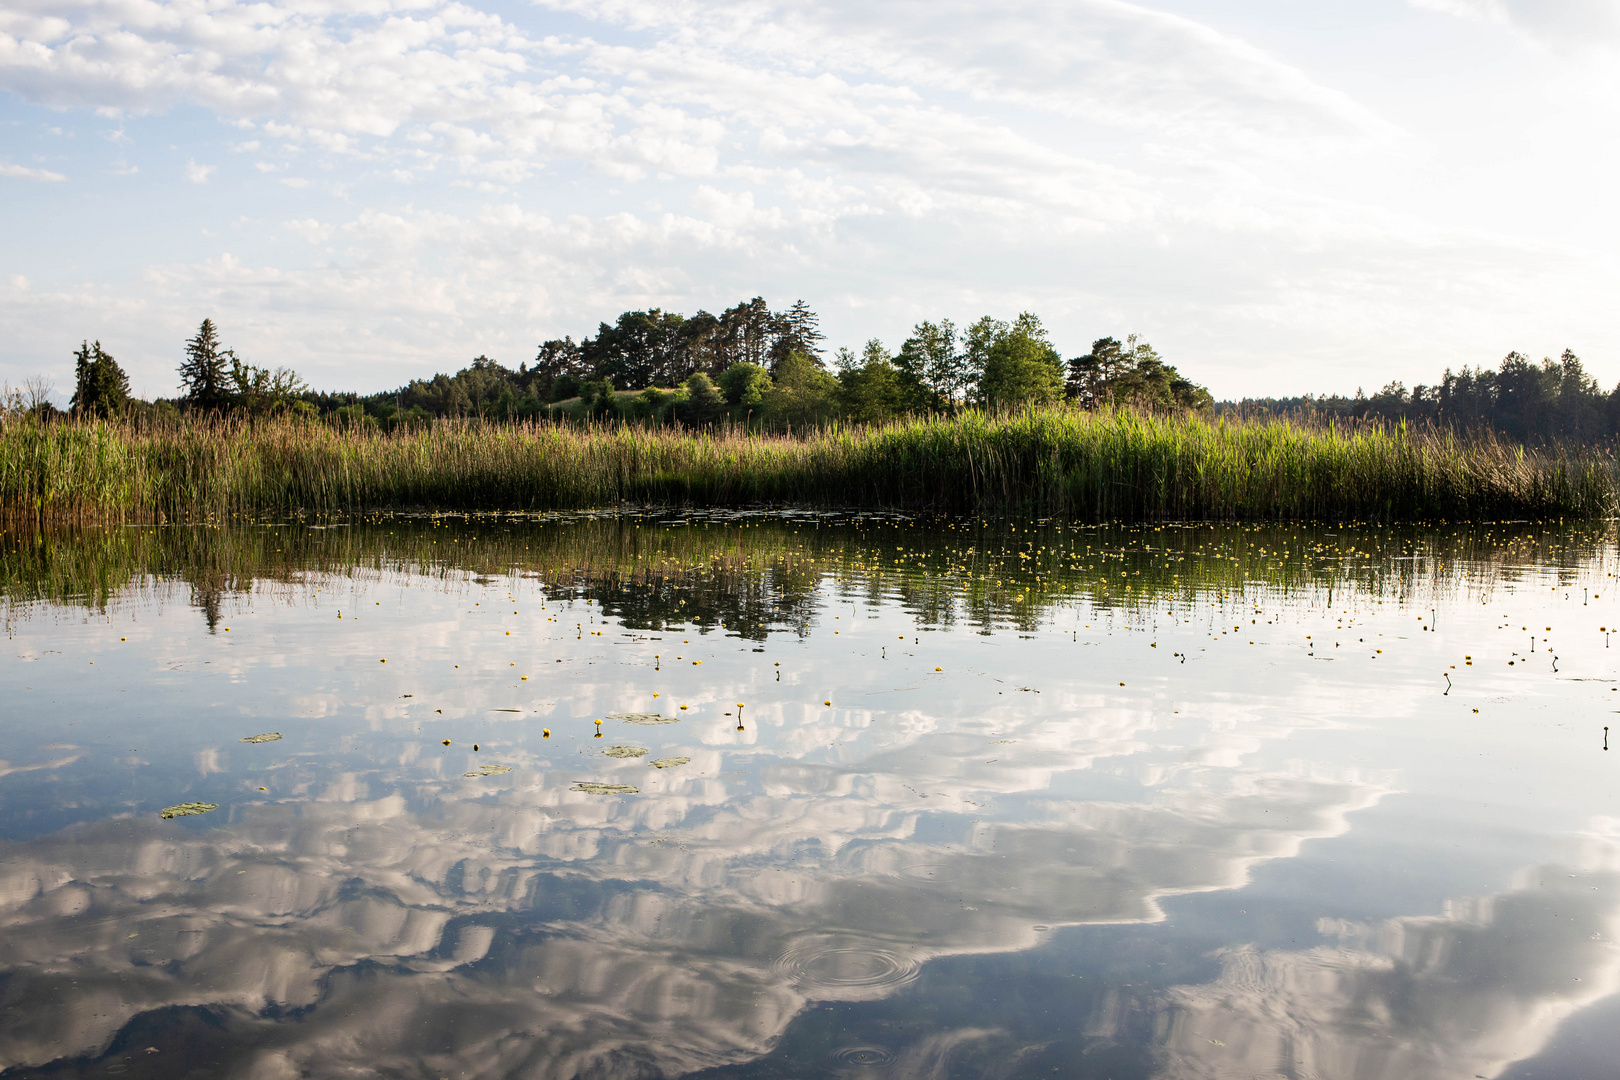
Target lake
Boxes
[1,511,1616,1079]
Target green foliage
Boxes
[253,301,1223,432]
[681,372,725,426]
[579,377,618,420]
[179,319,232,411]
[717,363,772,409]
[69,341,130,418]
[1231,348,1612,444]
[2,408,1611,522]
[175,319,311,418]
[838,353,910,423]
[897,319,969,406]
[763,351,840,428]
[1068,335,1211,412]
[228,356,307,417]
[980,315,1065,408]
[529,296,823,395]
[549,374,582,404]
[581,309,692,388]
[331,403,376,428]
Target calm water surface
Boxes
[1,512,1617,1080]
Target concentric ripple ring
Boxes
[830,1045,897,1067]
[770,937,921,999]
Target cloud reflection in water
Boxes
[0,732,1379,1075]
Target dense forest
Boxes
[1221,350,1618,443]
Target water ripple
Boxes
[830,1045,896,1068]
[771,936,921,998]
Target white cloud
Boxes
[1409,0,1620,47]
[0,161,66,180]
[0,0,1616,395]
[184,157,214,182]
[0,0,1393,186]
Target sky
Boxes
[2,0,1619,401]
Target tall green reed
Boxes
[0,408,1612,521]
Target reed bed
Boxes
[0,409,1613,521]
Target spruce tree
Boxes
[179,318,232,411]
[70,341,93,415]
[69,340,130,417]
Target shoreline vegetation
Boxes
[17,300,1617,522]
[1,408,1612,522]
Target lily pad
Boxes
[571,782,639,795]
[239,733,282,744]
[602,745,648,759]
[609,713,679,725]
[648,757,691,769]
[159,802,218,819]
[463,763,512,777]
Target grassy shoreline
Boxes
[0,408,1613,521]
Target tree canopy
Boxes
[60,299,1223,435]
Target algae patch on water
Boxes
[463,763,512,778]
[571,782,639,794]
[160,802,218,819]
[611,713,679,725]
[239,732,283,744]
[649,757,691,769]
[603,745,649,759]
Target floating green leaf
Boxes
[239,733,282,744]
[610,713,678,725]
[648,757,690,769]
[571,782,638,794]
[603,745,648,758]
[159,802,218,819]
[463,763,512,777]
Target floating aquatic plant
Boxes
[159,802,218,819]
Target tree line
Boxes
[310,299,1210,428]
[49,319,309,420]
[1221,349,1618,444]
[27,297,1210,428]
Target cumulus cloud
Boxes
[0,0,1616,394]
[183,157,213,182]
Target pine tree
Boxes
[180,318,232,411]
[70,341,93,415]
[775,300,825,364]
[69,340,130,417]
